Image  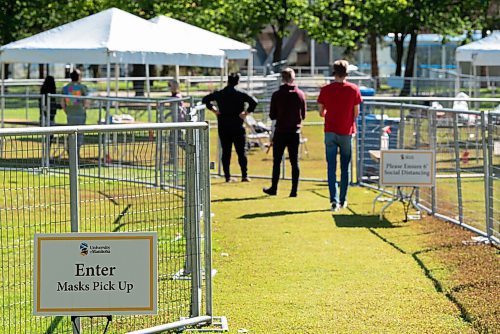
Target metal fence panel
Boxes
[0,122,211,333]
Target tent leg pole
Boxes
[247,53,253,93]
[175,65,180,82]
[146,63,151,122]
[106,59,111,97]
[115,63,119,97]
[1,62,4,129]
[115,63,119,115]
[220,62,224,89]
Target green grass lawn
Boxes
[210,178,496,333]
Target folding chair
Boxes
[244,114,271,151]
[299,132,309,158]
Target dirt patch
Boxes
[417,217,499,333]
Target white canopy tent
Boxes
[150,15,252,60]
[150,15,254,89]
[0,7,225,98]
[456,31,500,67]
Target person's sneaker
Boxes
[339,201,348,209]
[225,177,237,183]
[289,191,297,197]
[241,177,251,182]
[330,202,340,212]
[263,187,277,196]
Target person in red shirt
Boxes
[317,60,362,211]
[263,68,306,197]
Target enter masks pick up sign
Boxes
[33,232,157,316]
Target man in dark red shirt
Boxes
[263,68,306,197]
[318,60,362,210]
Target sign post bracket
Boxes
[71,315,112,334]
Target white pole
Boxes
[310,39,315,76]
[106,59,111,97]
[1,62,4,128]
[247,52,254,93]
[146,63,151,122]
[106,56,111,124]
[115,63,119,97]
[220,58,225,89]
[114,63,119,115]
[175,65,180,82]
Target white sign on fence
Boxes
[33,232,157,316]
[380,150,435,187]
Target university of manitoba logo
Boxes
[80,242,89,256]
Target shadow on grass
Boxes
[310,189,329,199]
[364,226,473,325]
[213,195,267,203]
[333,214,395,229]
[239,209,331,219]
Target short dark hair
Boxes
[70,70,80,82]
[332,60,349,77]
[228,73,240,86]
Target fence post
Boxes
[185,128,202,318]
[97,101,103,178]
[487,113,494,239]
[481,111,493,238]
[358,105,366,183]
[398,103,405,149]
[429,108,437,215]
[415,108,422,204]
[202,126,213,319]
[41,95,49,169]
[171,101,179,188]
[157,102,166,188]
[453,113,464,225]
[68,132,81,334]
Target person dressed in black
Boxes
[263,68,306,197]
[39,75,58,126]
[202,73,258,182]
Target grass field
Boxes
[210,178,499,333]
[0,97,497,332]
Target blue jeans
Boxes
[325,132,352,204]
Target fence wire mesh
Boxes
[0,121,210,333]
[358,102,498,240]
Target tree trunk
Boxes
[272,33,283,65]
[401,32,418,96]
[480,28,488,88]
[394,34,405,77]
[38,64,44,79]
[90,65,100,78]
[369,32,380,89]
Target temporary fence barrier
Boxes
[0,118,214,332]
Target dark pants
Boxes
[218,126,247,180]
[270,132,300,193]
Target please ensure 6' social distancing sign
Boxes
[380,150,435,187]
[33,232,157,316]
